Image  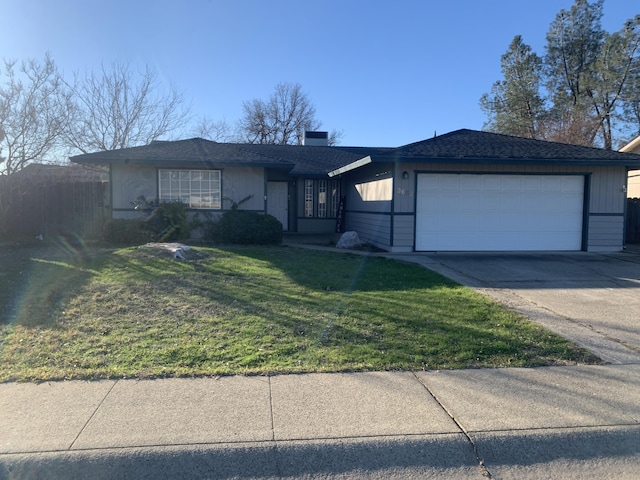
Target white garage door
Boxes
[415,174,584,251]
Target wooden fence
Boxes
[1,177,109,240]
[627,198,640,244]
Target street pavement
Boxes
[2,245,640,479]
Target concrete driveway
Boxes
[401,251,640,365]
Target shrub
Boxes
[143,201,190,242]
[103,219,150,245]
[103,201,190,245]
[205,210,282,244]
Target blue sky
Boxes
[1,0,637,147]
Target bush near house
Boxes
[103,197,282,246]
[204,210,283,245]
[199,195,283,245]
[103,200,191,245]
[103,219,150,245]
[144,201,190,242]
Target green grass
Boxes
[0,242,601,381]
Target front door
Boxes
[267,182,288,231]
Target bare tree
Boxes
[237,82,324,145]
[0,53,69,175]
[327,129,344,146]
[190,115,236,142]
[536,109,601,146]
[64,62,191,153]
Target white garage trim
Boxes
[415,174,585,251]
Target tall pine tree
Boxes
[480,35,545,138]
[481,0,640,149]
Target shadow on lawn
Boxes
[0,240,101,326]
[0,243,601,377]
[227,245,457,293]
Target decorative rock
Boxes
[336,231,362,249]
[142,242,192,259]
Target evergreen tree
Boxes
[481,0,640,149]
[480,35,545,138]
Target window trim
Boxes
[318,179,328,218]
[303,178,341,218]
[304,179,314,217]
[158,169,222,209]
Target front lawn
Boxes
[0,242,600,381]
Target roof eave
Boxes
[383,155,640,168]
[71,156,294,169]
[621,136,640,153]
[328,156,372,177]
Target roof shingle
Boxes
[70,129,640,173]
[394,129,640,163]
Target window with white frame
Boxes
[159,169,221,209]
[303,179,341,218]
[330,180,340,218]
[304,179,314,217]
[317,180,328,217]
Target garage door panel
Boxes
[416,174,584,251]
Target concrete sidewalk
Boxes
[2,365,640,479]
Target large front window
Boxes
[159,169,221,209]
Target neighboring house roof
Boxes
[621,135,640,199]
[11,163,109,182]
[621,135,640,154]
[71,129,640,176]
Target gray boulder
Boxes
[336,231,362,249]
